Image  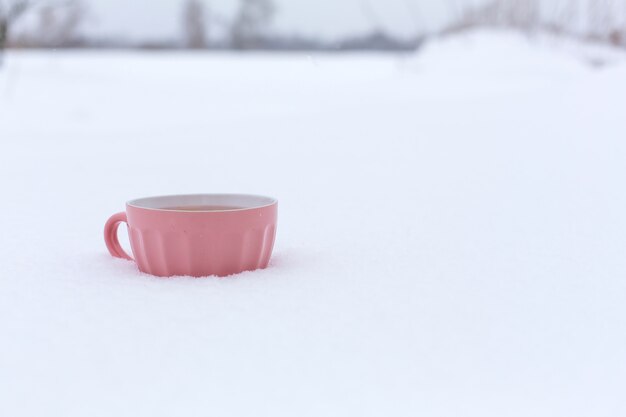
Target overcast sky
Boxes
[81,0,455,41]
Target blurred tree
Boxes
[441,0,626,45]
[182,0,207,49]
[0,0,32,64]
[230,0,274,49]
[36,0,84,47]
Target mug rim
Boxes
[126,193,277,213]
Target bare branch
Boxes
[231,0,274,49]
[7,0,31,21]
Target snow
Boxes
[1,31,626,416]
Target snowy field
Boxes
[1,31,625,416]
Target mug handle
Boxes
[104,212,133,260]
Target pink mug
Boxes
[104,194,277,277]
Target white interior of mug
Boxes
[127,194,276,212]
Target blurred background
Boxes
[1,0,625,54]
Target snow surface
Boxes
[1,31,626,416]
